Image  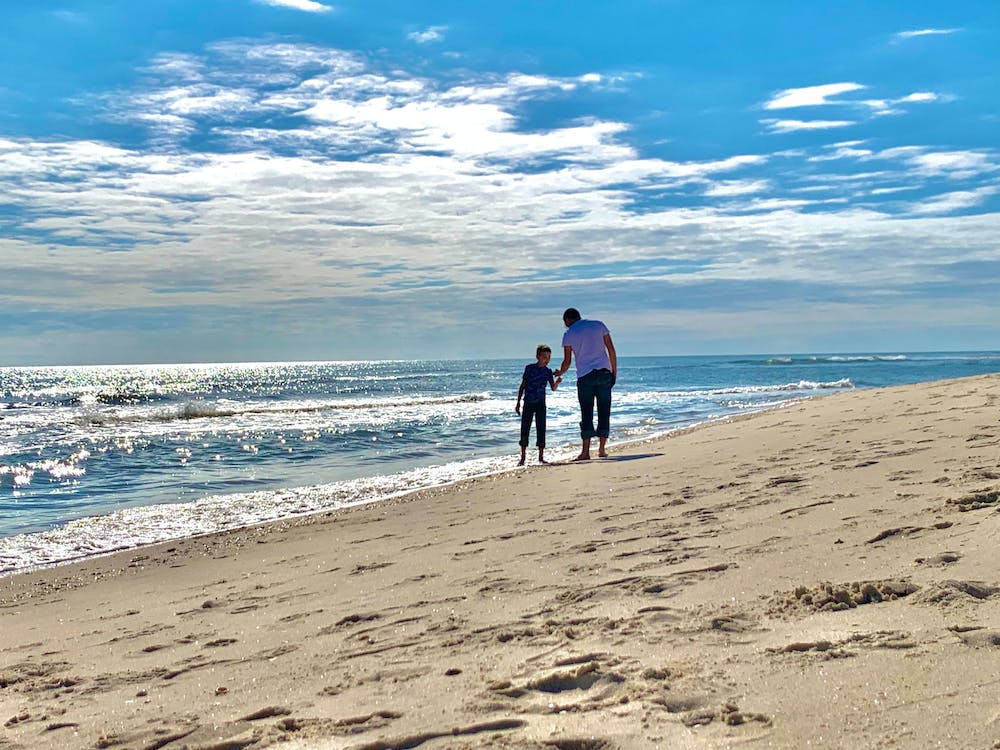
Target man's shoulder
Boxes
[577,319,609,333]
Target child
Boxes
[515,344,562,466]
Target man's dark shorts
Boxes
[577,368,612,440]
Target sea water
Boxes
[2,353,998,574]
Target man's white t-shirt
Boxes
[562,319,611,378]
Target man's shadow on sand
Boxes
[600,452,662,462]
[548,452,663,465]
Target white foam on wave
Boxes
[624,379,854,403]
[0,452,521,575]
[71,392,495,428]
[825,355,907,362]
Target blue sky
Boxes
[1,0,998,364]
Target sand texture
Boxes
[2,374,999,749]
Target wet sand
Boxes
[2,374,999,749]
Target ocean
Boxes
[2,352,999,575]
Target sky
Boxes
[1,0,998,365]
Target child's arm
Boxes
[550,372,562,391]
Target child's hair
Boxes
[536,344,552,356]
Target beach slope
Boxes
[2,374,999,749]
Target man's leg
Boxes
[595,371,612,457]
[576,374,597,460]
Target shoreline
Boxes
[2,374,998,749]
[0,394,804,578]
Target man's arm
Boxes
[554,346,573,377]
[515,381,524,414]
[604,333,617,384]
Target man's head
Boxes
[562,308,581,327]
[535,344,552,366]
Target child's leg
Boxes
[519,405,533,465]
[536,404,547,462]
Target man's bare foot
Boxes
[539,457,548,464]
[517,458,525,466]
[573,453,591,461]
[598,450,608,458]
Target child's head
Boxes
[535,344,552,366]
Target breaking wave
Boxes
[73,393,491,426]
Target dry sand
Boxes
[2,374,999,750]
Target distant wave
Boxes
[825,355,907,362]
[627,379,854,402]
[73,393,492,426]
[331,372,449,382]
[2,390,174,409]
[756,355,908,365]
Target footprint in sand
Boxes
[954,630,1000,648]
[909,580,998,606]
[948,488,1000,511]
[914,551,961,566]
[770,579,919,616]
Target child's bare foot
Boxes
[517,458,525,466]
[538,457,548,464]
[598,450,608,458]
[573,453,591,461]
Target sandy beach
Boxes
[1,374,998,750]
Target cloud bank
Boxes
[2,39,998,361]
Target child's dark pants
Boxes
[519,401,546,448]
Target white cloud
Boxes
[869,187,913,196]
[893,28,963,41]
[907,186,998,215]
[704,179,771,197]
[907,150,998,179]
[763,83,865,110]
[408,26,448,44]
[861,91,943,115]
[762,119,855,134]
[899,92,939,103]
[256,0,332,12]
[763,83,943,119]
[808,141,873,162]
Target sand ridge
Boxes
[1,374,999,749]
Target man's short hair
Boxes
[562,307,581,324]
[536,344,551,356]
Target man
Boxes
[553,307,617,461]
